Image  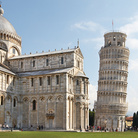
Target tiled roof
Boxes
[125,116,133,121]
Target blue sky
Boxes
[2,0,138,116]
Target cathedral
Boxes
[0,5,89,130]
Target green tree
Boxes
[89,109,95,126]
[133,113,136,128]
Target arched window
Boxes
[1,96,3,105]
[113,36,116,41]
[31,78,34,86]
[46,59,49,66]
[21,62,23,68]
[33,60,35,67]
[108,41,111,46]
[13,98,16,107]
[117,42,121,46]
[76,80,79,85]
[13,48,15,54]
[39,77,42,86]
[33,100,36,110]
[7,75,9,84]
[78,61,80,68]
[61,57,64,64]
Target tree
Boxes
[89,109,95,126]
[133,113,136,128]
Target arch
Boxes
[9,45,21,56]
[0,33,2,39]
[108,40,111,46]
[7,95,12,102]
[30,97,37,102]
[48,109,54,114]
[13,96,18,107]
[57,95,63,102]
[23,97,29,103]
[6,111,10,116]
[13,98,16,107]
[1,96,3,105]
[117,41,121,46]
[39,96,45,102]
[47,96,53,102]
[32,100,36,110]
[68,96,71,100]
[0,41,8,51]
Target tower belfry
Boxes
[95,31,130,131]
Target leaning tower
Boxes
[95,31,129,131]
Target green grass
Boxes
[0,131,138,138]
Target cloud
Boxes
[82,37,104,49]
[71,21,105,33]
[88,84,97,110]
[120,15,138,36]
[126,38,138,49]
[127,85,138,116]
[129,59,138,71]
[120,15,138,49]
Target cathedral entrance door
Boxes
[49,119,53,129]
[12,118,17,128]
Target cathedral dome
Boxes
[0,6,17,35]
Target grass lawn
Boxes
[0,131,138,138]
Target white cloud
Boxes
[120,22,138,36]
[129,59,138,71]
[127,85,138,116]
[120,15,138,49]
[71,21,105,33]
[88,84,97,110]
[82,37,104,49]
[126,38,138,49]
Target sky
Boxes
[2,0,138,116]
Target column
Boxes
[54,100,56,128]
[45,100,47,129]
[29,101,31,128]
[70,99,72,129]
[65,95,68,130]
[37,97,39,126]
[72,99,74,129]
[80,104,82,130]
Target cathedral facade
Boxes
[0,5,89,130]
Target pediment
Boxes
[75,48,84,58]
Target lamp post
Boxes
[104,119,107,132]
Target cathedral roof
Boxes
[0,6,17,36]
[0,65,15,75]
[75,71,88,78]
[18,67,73,77]
[9,48,77,60]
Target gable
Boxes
[75,48,84,58]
